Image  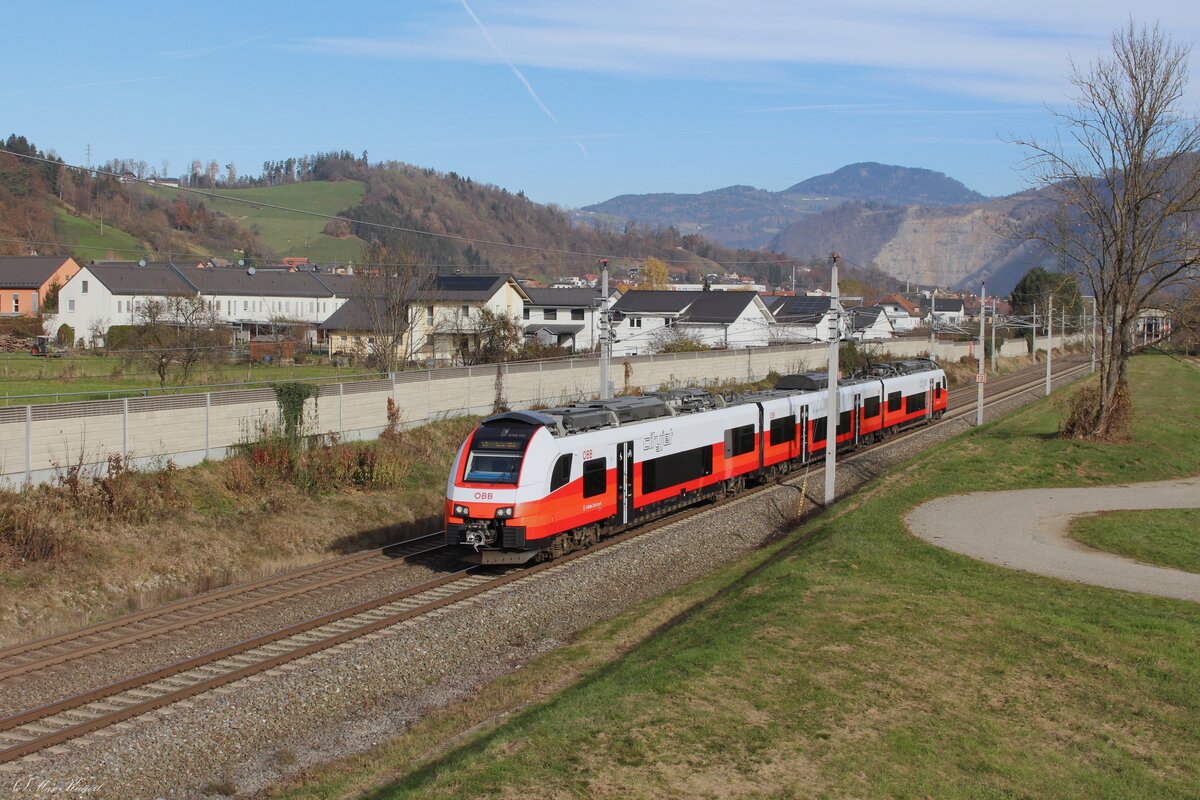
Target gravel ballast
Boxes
[3,371,1083,800]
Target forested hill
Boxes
[0,135,812,287]
[783,163,986,206]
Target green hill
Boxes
[167,181,367,263]
[53,207,148,261]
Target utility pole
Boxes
[1045,294,1053,397]
[976,281,986,427]
[598,259,611,399]
[824,252,841,507]
[929,287,937,362]
[989,297,997,372]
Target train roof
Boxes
[483,357,944,438]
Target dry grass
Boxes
[0,416,477,645]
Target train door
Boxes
[853,393,862,446]
[799,406,809,463]
[926,378,934,421]
[616,441,634,524]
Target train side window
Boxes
[887,391,902,412]
[769,415,796,446]
[724,424,756,458]
[837,410,852,436]
[906,392,926,413]
[582,457,606,498]
[863,396,881,418]
[550,454,573,492]
[811,417,827,443]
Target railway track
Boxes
[0,357,1092,765]
[0,532,449,685]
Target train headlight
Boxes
[495,506,515,519]
[453,504,470,518]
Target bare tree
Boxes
[354,242,434,373]
[1016,20,1200,438]
[130,295,223,387]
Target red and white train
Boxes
[445,360,947,564]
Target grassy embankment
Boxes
[273,353,1200,800]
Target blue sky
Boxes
[4,2,1197,208]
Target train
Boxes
[445,359,947,564]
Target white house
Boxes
[873,294,922,332]
[847,307,896,340]
[609,290,776,356]
[928,297,967,327]
[53,261,355,347]
[522,287,611,351]
[319,273,530,364]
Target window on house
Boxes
[427,306,434,325]
[461,305,470,317]
[216,300,222,312]
[117,300,123,313]
[31,293,38,313]
[631,317,642,328]
[81,280,88,294]
[12,294,19,313]
[522,308,530,320]
[571,308,585,320]
[68,298,76,312]
[544,308,558,320]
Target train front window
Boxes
[465,452,523,483]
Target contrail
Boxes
[459,0,559,125]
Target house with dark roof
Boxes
[319,274,529,364]
[0,256,81,318]
[609,290,776,356]
[847,307,896,340]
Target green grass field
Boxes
[0,353,374,405]
[1071,509,1200,573]
[152,181,367,263]
[54,207,147,261]
[274,353,1200,800]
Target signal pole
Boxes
[990,297,997,372]
[598,258,611,400]
[824,252,841,507]
[976,281,986,427]
[929,287,937,361]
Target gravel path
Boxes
[907,477,1200,601]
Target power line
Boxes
[0,147,810,269]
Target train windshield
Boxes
[465,452,523,483]
[463,419,538,484]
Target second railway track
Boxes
[0,532,450,684]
